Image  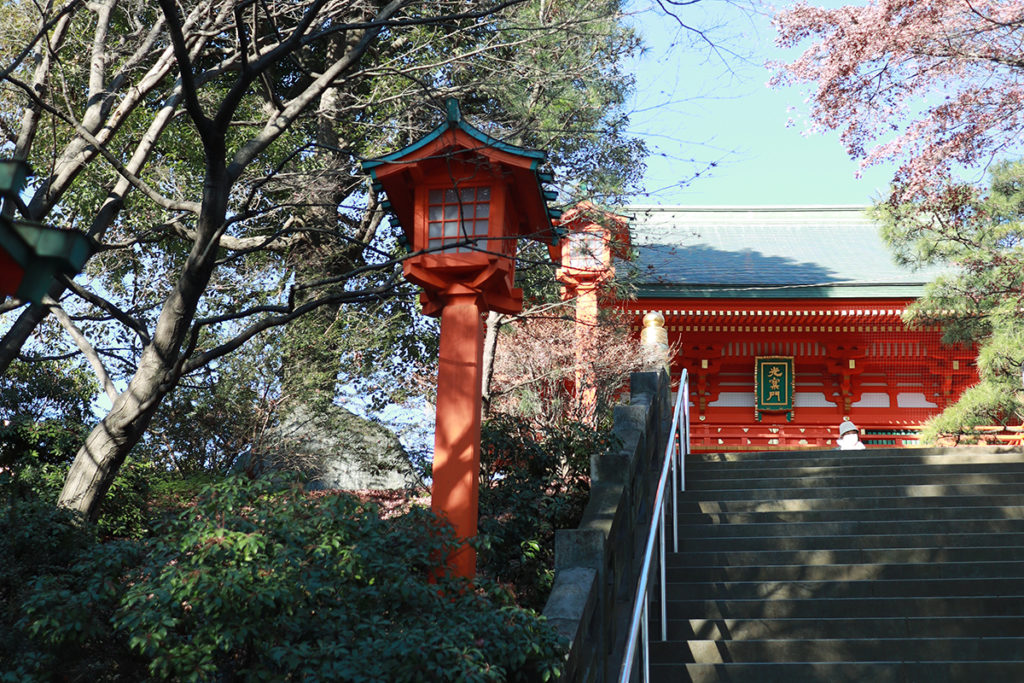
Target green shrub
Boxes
[478,417,614,610]
[1,459,155,540]
[4,475,565,681]
[0,358,94,467]
[0,497,145,681]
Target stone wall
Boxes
[542,370,671,682]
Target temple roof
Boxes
[623,205,948,299]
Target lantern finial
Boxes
[445,98,461,125]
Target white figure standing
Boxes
[838,420,866,450]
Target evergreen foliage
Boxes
[1,475,566,682]
[478,416,613,610]
[0,359,94,466]
[0,0,648,520]
[872,160,1024,440]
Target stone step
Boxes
[675,504,1024,525]
[657,615,1024,641]
[678,493,1024,513]
[677,531,1024,552]
[688,446,1024,464]
[649,661,1024,683]
[686,451,1024,472]
[679,493,1024,516]
[646,447,1024,681]
[685,464,1024,486]
[686,470,1024,491]
[674,517,1024,539]
[668,560,1024,583]
[665,576,1024,600]
[649,636,1024,663]
[668,545,1024,567]
[664,595,1024,619]
[677,482,1024,501]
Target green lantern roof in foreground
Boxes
[0,159,95,303]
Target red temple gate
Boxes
[619,206,984,451]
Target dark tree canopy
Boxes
[0,0,647,518]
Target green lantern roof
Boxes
[0,159,95,303]
[362,99,548,170]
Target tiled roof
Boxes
[622,205,947,299]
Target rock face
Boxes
[266,403,418,490]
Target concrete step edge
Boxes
[649,636,1024,663]
[678,495,1024,512]
[658,615,1024,640]
[667,546,1024,566]
[667,560,1024,581]
[665,576,1024,600]
[678,484,1024,501]
[688,456,1024,470]
[674,523,1024,541]
[647,661,1024,683]
[676,505,1024,523]
[688,446,1024,463]
[686,474,1024,490]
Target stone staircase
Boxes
[649,446,1024,682]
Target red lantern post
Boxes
[363,101,560,578]
[555,202,630,424]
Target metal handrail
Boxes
[617,370,690,683]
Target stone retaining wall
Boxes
[542,370,671,682]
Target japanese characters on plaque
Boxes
[755,356,794,422]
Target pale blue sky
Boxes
[624,0,897,206]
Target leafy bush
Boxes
[3,475,566,681]
[0,359,95,467]
[478,416,614,610]
[0,496,146,681]
[2,459,155,541]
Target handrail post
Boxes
[641,601,650,683]
[659,501,666,641]
[679,405,686,492]
[672,432,679,553]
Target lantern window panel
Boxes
[568,232,606,270]
[427,186,493,253]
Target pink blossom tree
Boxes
[772,0,1024,206]
[774,1,1024,438]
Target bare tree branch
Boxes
[61,275,152,346]
[42,295,119,404]
[227,0,409,180]
[180,277,403,375]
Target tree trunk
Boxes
[57,180,227,520]
[0,301,50,371]
[57,352,173,519]
[480,310,502,418]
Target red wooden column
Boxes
[431,287,485,577]
[574,281,600,424]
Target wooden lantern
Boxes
[362,101,560,578]
[555,202,631,424]
[555,201,630,296]
[364,100,561,316]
